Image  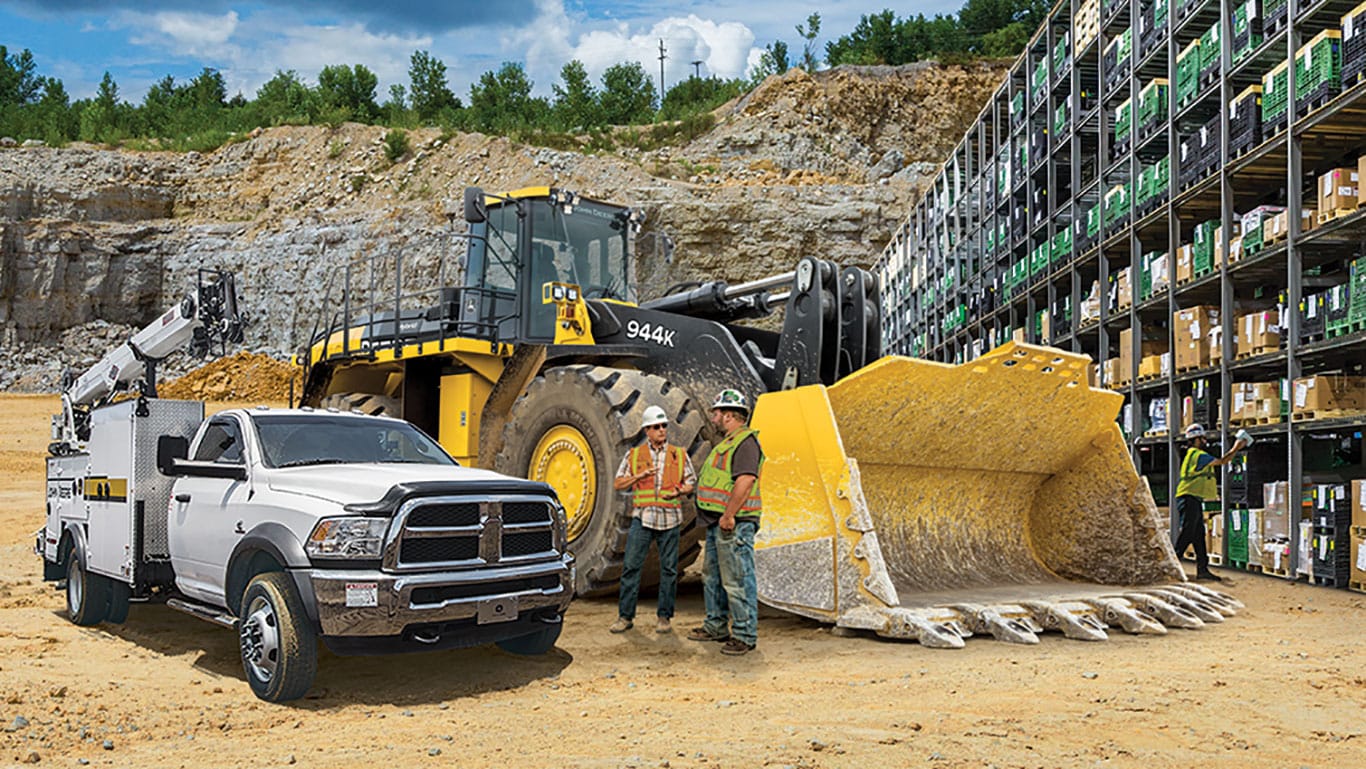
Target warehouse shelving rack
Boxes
[875,0,1366,584]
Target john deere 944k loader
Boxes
[298,186,1239,647]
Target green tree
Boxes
[749,40,790,83]
[254,69,315,126]
[408,50,459,123]
[0,46,42,106]
[659,75,745,121]
[598,62,656,125]
[826,10,905,65]
[79,71,124,142]
[797,13,822,73]
[35,78,76,144]
[468,61,543,132]
[317,64,379,122]
[551,59,601,131]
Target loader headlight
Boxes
[306,517,389,559]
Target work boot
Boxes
[686,626,728,642]
[720,638,755,656]
[1193,570,1223,583]
[609,617,633,633]
[655,617,672,634]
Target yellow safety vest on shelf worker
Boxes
[1176,447,1219,501]
[696,428,762,516]
[628,444,688,509]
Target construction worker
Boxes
[1174,423,1248,582]
[610,405,696,634]
[687,389,763,656]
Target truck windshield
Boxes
[252,415,457,468]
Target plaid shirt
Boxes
[616,442,697,531]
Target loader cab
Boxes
[462,187,637,344]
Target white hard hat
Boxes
[641,405,669,429]
[1184,423,1206,438]
[711,388,749,413]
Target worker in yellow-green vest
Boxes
[1175,423,1248,582]
[686,389,763,656]
[610,405,696,635]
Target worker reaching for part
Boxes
[297,185,1242,646]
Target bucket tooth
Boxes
[839,606,969,648]
[1147,588,1224,623]
[946,604,1042,644]
[1018,600,1109,642]
[1121,592,1204,629]
[1082,598,1168,635]
[1177,582,1245,611]
[1164,585,1238,616]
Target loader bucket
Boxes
[750,343,1236,646]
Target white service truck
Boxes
[38,272,574,702]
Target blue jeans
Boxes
[617,517,680,620]
[701,520,758,646]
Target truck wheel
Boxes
[319,392,399,417]
[495,621,563,655]
[493,366,709,596]
[106,580,132,624]
[238,572,318,703]
[66,556,110,627]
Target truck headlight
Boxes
[306,517,388,559]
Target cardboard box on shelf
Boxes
[1360,156,1366,209]
[1228,234,1244,264]
[1236,310,1281,356]
[1176,244,1193,281]
[1266,209,1317,241]
[1116,267,1133,309]
[1209,325,1224,364]
[1139,354,1162,379]
[1318,167,1360,214]
[1262,481,1292,540]
[1173,306,1218,370]
[1207,513,1224,563]
[1352,529,1366,592]
[1353,479,1365,530]
[1291,375,1366,417]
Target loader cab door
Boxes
[463,192,635,345]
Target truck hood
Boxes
[266,464,545,506]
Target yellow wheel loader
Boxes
[298,186,1240,646]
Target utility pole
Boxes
[690,60,703,78]
[658,39,667,102]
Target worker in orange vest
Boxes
[610,405,696,634]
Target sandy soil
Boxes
[1,393,1363,768]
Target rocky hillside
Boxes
[0,61,1005,391]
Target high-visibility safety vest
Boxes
[1176,447,1218,501]
[696,428,763,516]
[629,443,688,509]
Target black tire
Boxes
[105,580,132,624]
[66,555,110,627]
[238,572,318,703]
[493,365,710,596]
[495,620,563,655]
[320,391,399,417]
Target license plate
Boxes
[477,596,518,624]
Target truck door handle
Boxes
[175,493,191,503]
[234,521,245,534]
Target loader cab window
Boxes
[194,419,244,465]
[462,199,521,341]
[519,197,633,342]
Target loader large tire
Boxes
[319,392,399,417]
[493,366,711,596]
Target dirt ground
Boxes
[1,393,1363,768]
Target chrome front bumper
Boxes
[310,555,574,637]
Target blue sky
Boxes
[0,1,962,104]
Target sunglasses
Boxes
[645,424,667,431]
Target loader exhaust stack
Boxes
[751,343,1239,646]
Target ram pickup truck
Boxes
[40,400,574,702]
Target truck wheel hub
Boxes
[530,425,597,541]
[240,598,280,681]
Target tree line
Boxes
[0,0,1042,151]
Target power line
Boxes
[690,60,703,78]
[657,39,667,98]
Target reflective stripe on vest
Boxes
[696,428,763,515]
[1175,447,1218,501]
[630,444,686,509]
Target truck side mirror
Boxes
[157,435,189,476]
[463,187,486,224]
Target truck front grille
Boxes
[388,495,560,570]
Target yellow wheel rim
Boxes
[530,425,597,542]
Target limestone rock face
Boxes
[0,62,1007,391]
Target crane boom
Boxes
[51,269,246,454]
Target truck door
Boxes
[169,416,251,607]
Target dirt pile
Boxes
[157,351,295,402]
